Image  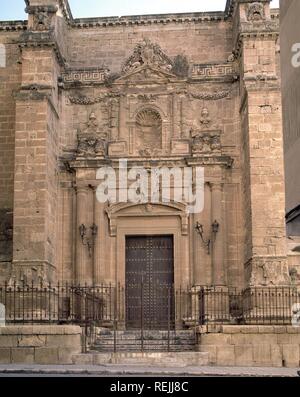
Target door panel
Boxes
[125,235,174,330]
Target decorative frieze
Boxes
[68,88,231,107]
[191,63,238,80]
[62,69,109,86]
[69,92,122,105]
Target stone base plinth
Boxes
[197,325,300,368]
[0,325,82,364]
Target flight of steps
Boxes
[91,329,197,353]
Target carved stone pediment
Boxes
[116,64,177,84]
[122,39,173,73]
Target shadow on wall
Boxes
[286,205,300,236]
[0,44,6,68]
[0,210,13,277]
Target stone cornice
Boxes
[58,0,73,23]
[71,12,227,29]
[0,21,28,31]
[18,30,65,66]
[13,87,60,119]
[66,155,234,170]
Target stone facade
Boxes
[280,0,300,218]
[280,0,300,279]
[0,0,292,292]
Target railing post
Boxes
[141,280,144,353]
[167,286,171,352]
[113,283,117,354]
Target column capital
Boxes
[210,182,224,192]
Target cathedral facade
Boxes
[0,0,292,300]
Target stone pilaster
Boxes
[232,0,289,286]
[75,186,90,284]
[11,0,66,285]
[211,183,225,286]
[93,194,107,285]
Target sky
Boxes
[0,0,280,21]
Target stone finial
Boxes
[247,2,265,22]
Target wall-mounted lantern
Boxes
[195,220,219,255]
[79,223,98,257]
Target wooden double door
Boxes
[125,235,175,330]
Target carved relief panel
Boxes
[76,110,109,159]
[67,39,234,160]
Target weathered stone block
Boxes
[198,344,217,365]
[253,344,272,366]
[270,345,282,368]
[235,345,254,366]
[282,344,300,368]
[0,335,18,347]
[201,334,231,345]
[45,334,81,348]
[18,335,46,347]
[34,347,59,365]
[11,347,35,364]
[0,348,11,363]
[216,345,235,366]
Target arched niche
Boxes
[135,107,162,154]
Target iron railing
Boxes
[1,283,299,328]
[198,286,300,326]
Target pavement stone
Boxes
[0,364,299,377]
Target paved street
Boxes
[0,364,299,377]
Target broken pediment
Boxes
[116,64,177,84]
[118,38,181,83]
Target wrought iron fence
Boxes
[0,282,299,328]
[198,286,300,326]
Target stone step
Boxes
[93,344,196,352]
[98,330,195,337]
[93,338,196,344]
[93,329,196,353]
[73,351,209,367]
[96,337,195,342]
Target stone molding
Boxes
[72,12,226,29]
[0,21,27,31]
[106,202,189,237]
